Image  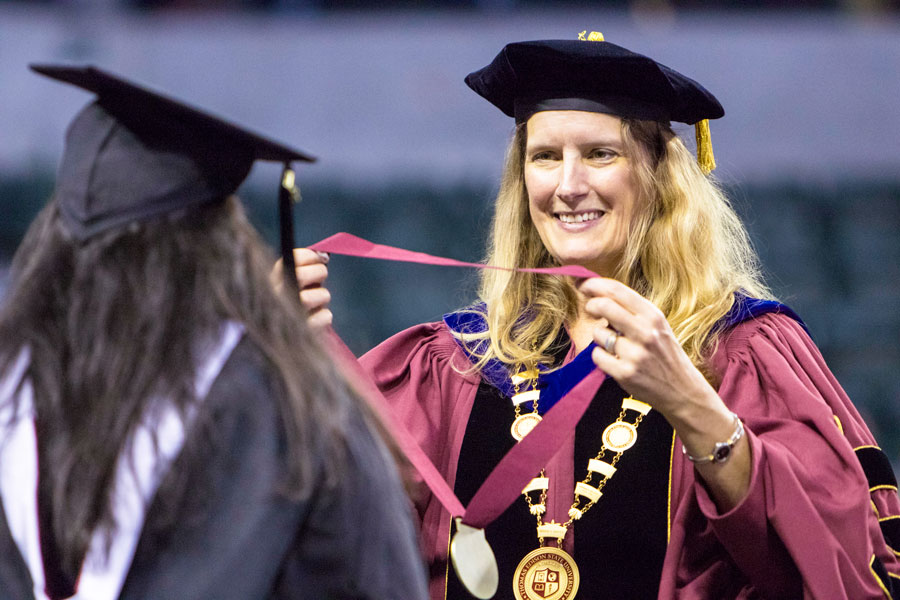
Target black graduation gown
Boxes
[0,338,428,600]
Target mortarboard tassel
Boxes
[695,119,716,175]
[280,165,301,298]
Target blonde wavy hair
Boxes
[459,118,773,379]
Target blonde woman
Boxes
[299,38,900,599]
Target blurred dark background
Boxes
[1,0,898,468]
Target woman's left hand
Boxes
[578,277,715,421]
[270,248,333,331]
[293,248,333,331]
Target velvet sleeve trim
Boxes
[855,446,899,491]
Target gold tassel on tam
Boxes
[695,119,716,174]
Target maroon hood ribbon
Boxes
[310,232,604,530]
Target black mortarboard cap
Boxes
[465,35,724,172]
[30,63,314,292]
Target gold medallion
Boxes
[513,546,579,600]
[511,413,543,441]
[602,420,637,452]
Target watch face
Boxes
[713,444,731,462]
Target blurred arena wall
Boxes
[1,3,899,464]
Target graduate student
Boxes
[0,65,428,600]
[297,36,900,599]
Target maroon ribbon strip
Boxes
[322,327,466,516]
[462,369,604,529]
[310,232,598,279]
[309,232,603,529]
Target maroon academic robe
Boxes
[360,312,900,599]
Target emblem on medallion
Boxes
[532,567,560,597]
[602,420,637,452]
[513,546,580,600]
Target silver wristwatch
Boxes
[682,411,744,464]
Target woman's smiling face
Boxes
[524,110,641,278]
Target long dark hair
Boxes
[0,197,361,576]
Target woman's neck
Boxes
[567,314,607,354]
[567,286,608,354]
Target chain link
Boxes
[521,396,649,541]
